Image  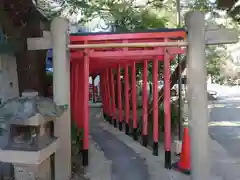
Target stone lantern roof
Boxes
[0,92,64,124]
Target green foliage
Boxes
[190,0,240,24]
[37,0,89,20]
[87,0,168,32]
[136,101,179,142]
[228,5,240,23]
[37,0,167,26]
[206,46,226,82]
[71,120,82,147]
[190,0,217,13]
[150,101,178,131]
[187,0,234,83]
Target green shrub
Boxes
[147,101,179,143]
[71,120,82,147]
[149,102,179,132]
[136,101,179,142]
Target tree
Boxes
[217,0,240,23]
[1,0,49,95]
[184,0,238,83]
[206,46,227,83]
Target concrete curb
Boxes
[98,120,190,180]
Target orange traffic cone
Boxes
[172,127,190,175]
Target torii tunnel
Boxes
[69,29,186,168]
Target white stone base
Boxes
[13,157,51,180]
[0,138,60,165]
[173,140,182,155]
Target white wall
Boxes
[0,54,19,104]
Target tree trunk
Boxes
[2,0,48,96]
[15,15,47,96]
[16,50,46,96]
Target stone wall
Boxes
[0,54,19,178]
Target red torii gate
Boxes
[69,29,186,168]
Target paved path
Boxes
[209,98,240,159]
[89,108,149,180]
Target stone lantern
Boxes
[0,92,63,180]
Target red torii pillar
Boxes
[75,62,83,129]
[131,62,138,140]
[124,65,130,134]
[142,60,148,147]
[82,52,89,166]
[106,69,113,123]
[117,65,123,131]
[164,48,171,169]
[109,68,117,127]
[100,72,107,119]
[152,58,159,156]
